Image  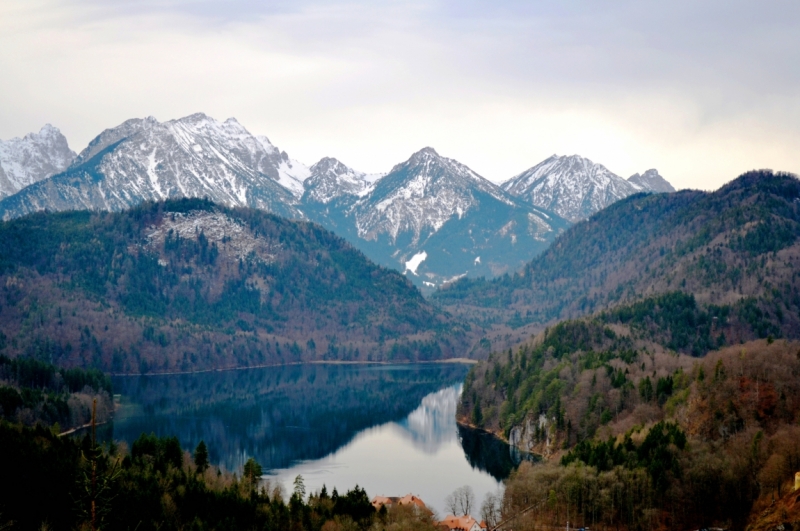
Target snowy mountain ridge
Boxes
[501,154,674,222]
[0,113,306,220]
[0,124,75,200]
[302,156,370,204]
[0,114,672,290]
[352,147,515,244]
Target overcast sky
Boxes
[1,0,798,189]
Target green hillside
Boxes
[0,199,471,373]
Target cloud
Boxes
[0,0,798,190]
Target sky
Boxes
[1,0,799,190]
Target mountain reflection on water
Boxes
[268,378,533,515]
[397,385,460,452]
[111,362,529,511]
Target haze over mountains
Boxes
[0,114,674,287]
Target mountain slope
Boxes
[0,199,471,373]
[502,155,673,221]
[0,114,308,221]
[0,125,75,200]
[303,148,570,290]
[435,170,800,340]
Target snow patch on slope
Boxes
[405,251,427,275]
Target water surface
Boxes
[110,363,527,515]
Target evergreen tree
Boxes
[472,400,483,426]
[194,440,209,473]
[243,457,263,492]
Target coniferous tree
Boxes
[194,440,209,473]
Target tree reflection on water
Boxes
[110,363,469,472]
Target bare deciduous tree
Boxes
[480,490,503,528]
[444,485,475,517]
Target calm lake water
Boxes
[109,363,529,516]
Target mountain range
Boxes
[0,114,674,287]
[435,169,800,347]
[502,154,675,222]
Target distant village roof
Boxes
[371,494,431,513]
[397,494,428,509]
[438,514,487,531]
[370,495,397,510]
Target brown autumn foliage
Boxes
[494,339,800,531]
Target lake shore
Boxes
[109,357,478,377]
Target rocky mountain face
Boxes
[0,198,471,372]
[501,154,674,222]
[628,168,675,193]
[301,156,370,204]
[0,125,75,200]
[0,114,308,221]
[302,148,570,290]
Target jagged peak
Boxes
[310,156,347,172]
[4,124,65,143]
[37,124,60,135]
[174,112,214,123]
[628,168,675,193]
[408,147,440,162]
[415,146,439,156]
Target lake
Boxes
[109,362,529,516]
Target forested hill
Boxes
[460,299,800,529]
[0,199,471,373]
[433,170,800,341]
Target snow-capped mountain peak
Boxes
[353,147,514,244]
[302,157,368,204]
[0,124,76,199]
[0,113,308,220]
[503,154,641,222]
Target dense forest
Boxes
[0,198,473,373]
[433,170,800,347]
[0,354,112,431]
[0,421,439,531]
[460,291,800,529]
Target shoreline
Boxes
[456,418,547,461]
[108,357,478,377]
[58,419,110,437]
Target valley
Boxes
[1,116,799,531]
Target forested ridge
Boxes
[459,289,800,529]
[0,198,472,373]
[434,170,800,344]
